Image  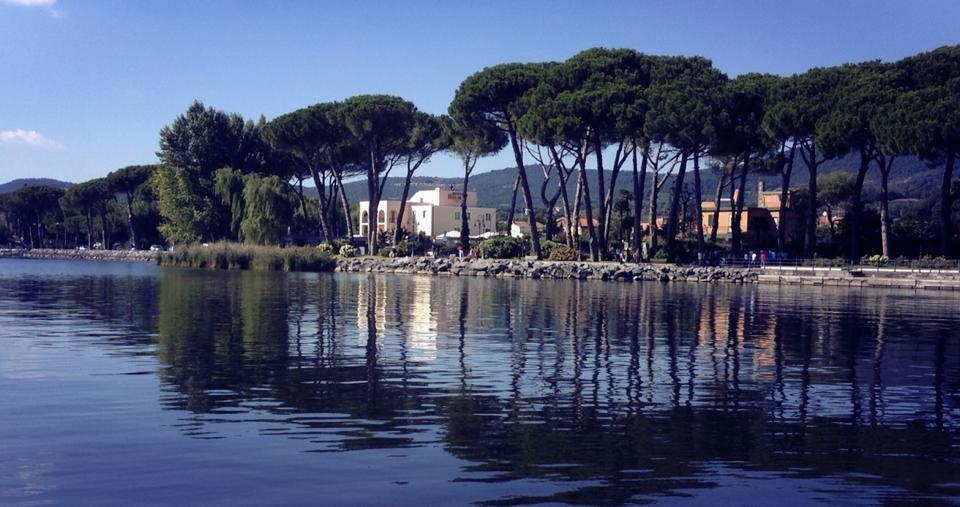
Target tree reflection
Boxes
[146,272,960,503]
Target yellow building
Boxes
[358,186,497,239]
[700,181,802,246]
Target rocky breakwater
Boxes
[336,256,759,284]
[0,248,158,262]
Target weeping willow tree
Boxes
[239,174,295,245]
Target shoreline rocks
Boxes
[335,256,760,284]
[0,248,158,262]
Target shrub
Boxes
[540,239,561,258]
[317,243,334,254]
[478,236,523,259]
[394,239,412,257]
[338,244,356,258]
[547,244,580,261]
[378,246,394,257]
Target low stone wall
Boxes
[0,248,158,262]
[336,256,759,284]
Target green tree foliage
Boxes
[337,94,420,253]
[239,174,295,245]
[157,101,280,241]
[150,165,210,245]
[443,115,508,252]
[645,56,727,259]
[10,184,64,248]
[451,63,551,258]
[105,164,155,249]
[873,46,960,256]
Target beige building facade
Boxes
[358,186,497,239]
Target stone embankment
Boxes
[0,248,158,262]
[336,256,759,283]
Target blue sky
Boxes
[1,0,959,183]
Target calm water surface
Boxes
[0,258,958,506]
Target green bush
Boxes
[547,244,580,261]
[394,239,412,257]
[338,244,356,258]
[317,243,334,254]
[378,246,394,257]
[478,236,523,259]
[539,239,561,258]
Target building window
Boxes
[361,211,369,223]
[485,213,491,221]
[466,212,471,220]
[454,211,460,220]
[378,210,385,223]
[422,210,427,218]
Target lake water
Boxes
[0,259,958,506]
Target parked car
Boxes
[149,245,164,252]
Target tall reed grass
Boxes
[158,242,336,272]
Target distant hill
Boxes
[0,178,74,194]
[314,154,945,212]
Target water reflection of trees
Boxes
[152,272,960,503]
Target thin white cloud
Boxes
[0,129,64,149]
[2,0,62,17]
[2,0,56,6]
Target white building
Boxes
[358,186,497,239]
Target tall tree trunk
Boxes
[848,149,871,261]
[648,167,661,253]
[631,140,648,260]
[731,155,749,253]
[878,155,895,258]
[124,191,137,249]
[802,144,820,259]
[331,167,354,239]
[99,208,107,249]
[593,134,608,259]
[709,163,728,243]
[86,212,93,249]
[576,145,599,261]
[665,152,689,260]
[940,151,956,257]
[308,167,332,242]
[549,146,574,247]
[506,173,520,234]
[692,149,705,260]
[392,167,416,244]
[777,143,797,253]
[366,150,380,254]
[460,159,473,254]
[506,122,542,259]
[571,176,583,250]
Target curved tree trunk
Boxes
[848,149,871,261]
[648,167,662,253]
[878,155,895,258]
[392,167,416,245]
[940,151,956,257]
[777,143,797,254]
[505,173,520,235]
[730,155,750,253]
[309,167,332,243]
[802,144,820,259]
[692,149,705,261]
[460,164,472,254]
[331,167,354,239]
[665,152,689,260]
[631,140,648,261]
[709,167,727,244]
[506,123,542,259]
[576,145,599,261]
[124,191,137,249]
[593,134,608,259]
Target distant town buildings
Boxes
[700,181,803,247]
